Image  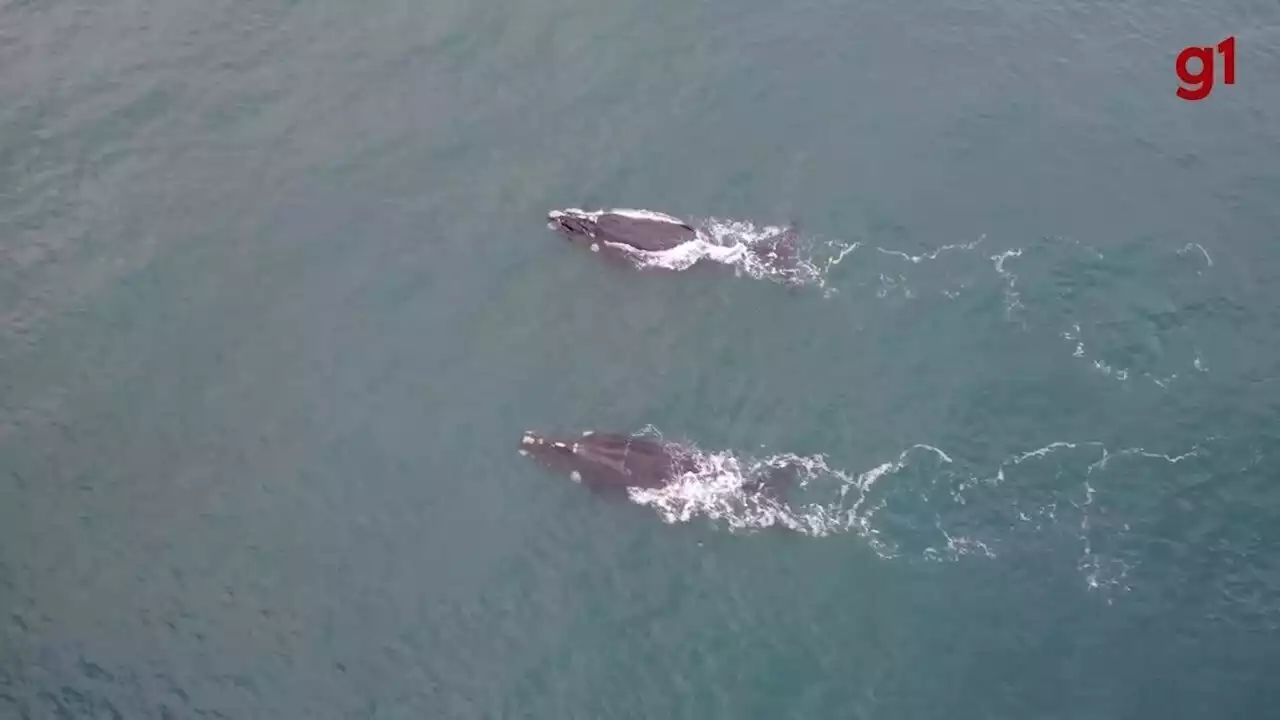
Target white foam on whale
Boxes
[623,437,947,556]
[548,207,687,225]
[605,208,689,224]
[606,214,839,291]
[616,427,1214,594]
[547,207,854,293]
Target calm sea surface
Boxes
[2,1,1279,718]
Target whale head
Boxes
[546,209,599,244]
[518,430,596,486]
[519,430,583,464]
[519,431,571,456]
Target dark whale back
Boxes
[547,208,805,280]
[595,213,696,252]
[569,433,696,491]
[519,431,698,494]
[520,430,801,503]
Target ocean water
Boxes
[2,0,1279,717]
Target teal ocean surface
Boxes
[2,1,1279,718]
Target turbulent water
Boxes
[3,0,1279,718]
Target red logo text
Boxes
[1177,36,1235,101]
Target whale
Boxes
[545,207,801,276]
[518,430,697,495]
[518,430,800,499]
[546,208,697,253]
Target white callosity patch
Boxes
[570,470,582,483]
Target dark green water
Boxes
[3,1,1279,718]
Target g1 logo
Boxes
[1176,36,1235,101]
